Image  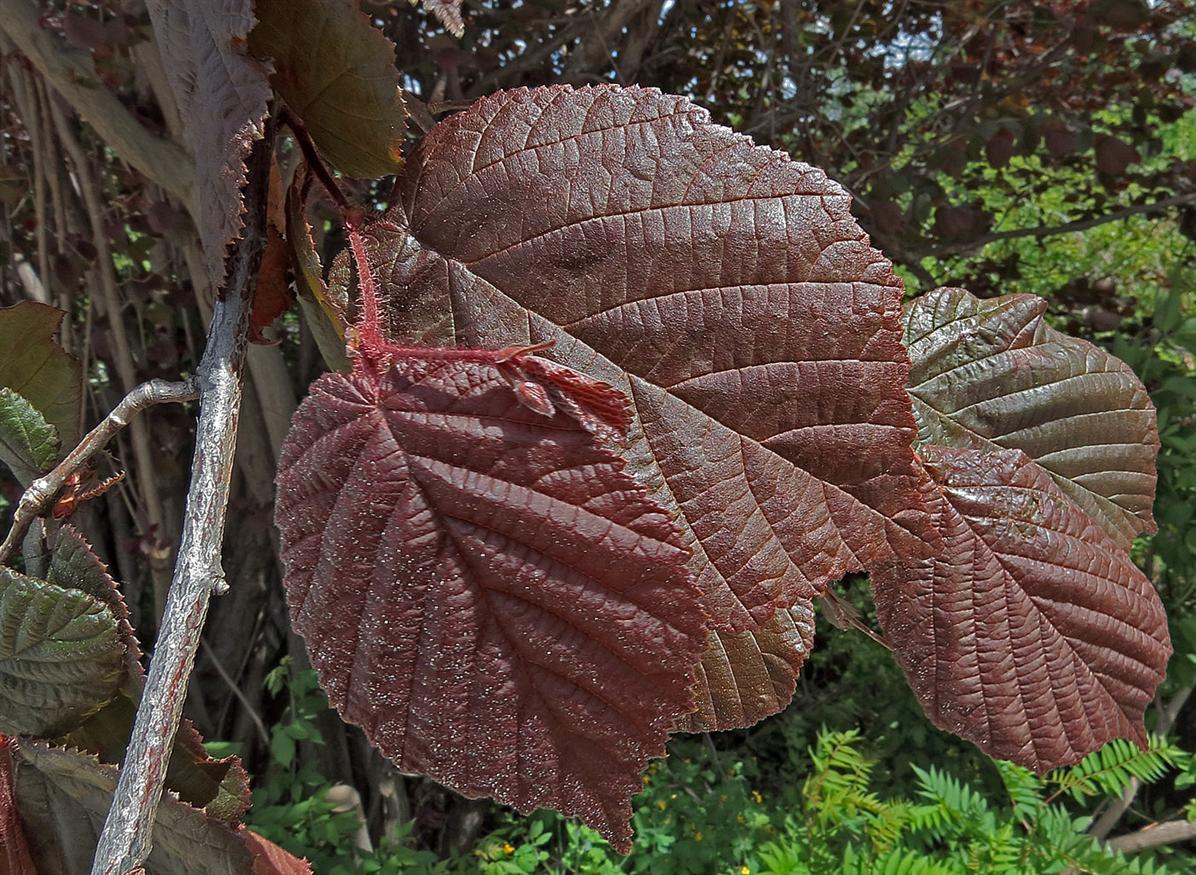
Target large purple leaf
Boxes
[872,446,1170,771]
[903,287,1158,549]
[353,86,932,659]
[274,353,707,851]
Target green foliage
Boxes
[1047,737,1187,804]
[0,386,59,485]
[445,730,1187,875]
[240,662,442,874]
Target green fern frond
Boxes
[993,759,1044,821]
[911,764,990,834]
[868,848,966,875]
[1048,736,1183,803]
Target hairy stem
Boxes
[0,378,199,565]
[89,138,270,875]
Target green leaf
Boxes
[0,301,81,452]
[10,741,256,875]
[1154,284,1183,334]
[1047,735,1182,802]
[47,524,141,671]
[251,0,407,178]
[0,567,124,737]
[0,386,59,484]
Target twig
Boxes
[0,378,198,565]
[89,136,270,875]
[924,194,1196,259]
[47,92,177,614]
[199,638,270,749]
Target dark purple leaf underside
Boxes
[275,355,707,851]
[362,87,929,702]
[872,446,1170,772]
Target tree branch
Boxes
[924,194,1196,259]
[1107,819,1196,855]
[0,0,194,208]
[89,136,271,875]
[0,378,199,565]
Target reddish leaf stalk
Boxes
[345,209,386,362]
[282,111,349,212]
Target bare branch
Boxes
[0,0,194,207]
[0,378,199,565]
[89,133,271,875]
[1108,819,1196,855]
[924,194,1196,260]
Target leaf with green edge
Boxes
[902,287,1158,549]
[0,566,125,738]
[146,0,271,286]
[11,740,256,875]
[0,302,80,451]
[0,387,60,485]
[275,351,708,852]
[338,84,934,647]
[64,694,252,823]
[251,0,407,178]
[47,524,142,675]
[284,167,350,373]
[677,600,816,732]
[872,446,1170,773]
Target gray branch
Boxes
[0,378,199,565]
[1108,819,1196,855]
[88,139,270,875]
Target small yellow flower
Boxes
[741,866,751,875]
[502,843,515,855]
[657,799,668,811]
[693,831,703,842]
[642,774,650,785]
[736,815,746,825]
[752,790,763,804]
